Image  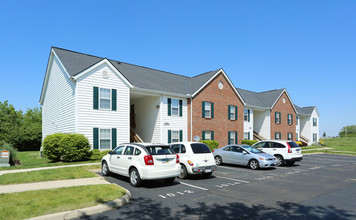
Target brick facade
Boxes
[270,92,296,141]
[188,72,244,147]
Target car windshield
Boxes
[287,142,300,148]
[191,143,211,154]
[145,146,173,155]
[241,145,262,153]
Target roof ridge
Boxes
[52,46,104,60]
[257,88,285,94]
[192,69,221,78]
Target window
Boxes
[113,146,125,154]
[100,129,111,150]
[171,99,179,116]
[100,88,111,109]
[228,105,238,120]
[244,109,250,122]
[168,130,183,144]
[244,132,250,140]
[171,144,186,153]
[191,143,211,154]
[287,132,293,141]
[124,146,134,155]
[168,98,182,117]
[275,112,281,124]
[288,114,293,125]
[171,130,179,143]
[313,133,317,142]
[296,116,299,126]
[228,131,237,145]
[202,101,214,118]
[232,146,243,153]
[275,132,281,140]
[313,118,317,127]
[223,146,231,151]
[202,130,214,140]
[134,148,141,155]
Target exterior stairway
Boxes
[130,128,143,143]
[253,131,266,141]
[299,135,309,146]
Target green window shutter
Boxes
[248,132,250,140]
[93,128,99,149]
[202,131,206,140]
[228,131,231,145]
[211,131,214,140]
[168,130,172,144]
[202,101,205,118]
[275,132,277,140]
[235,131,238,144]
[228,105,231,120]
[179,130,183,142]
[168,98,171,116]
[235,106,238,120]
[93,87,99,110]
[112,128,117,149]
[112,89,117,111]
[291,133,293,141]
[248,109,250,122]
[279,113,281,124]
[179,100,183,117]
[291,114,293,125]
[211,102,214,118]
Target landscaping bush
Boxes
[101,150,111,157]
[90,149,111,160]
[0,142,18,165]
[200,140,219,151]
[241,140,258,146]
[60,134,91,162]
[42,133,66,162]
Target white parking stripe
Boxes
[215,176,250,183]
[178,181,209,191]
[276,167,305,171]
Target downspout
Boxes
[190,97,193,141]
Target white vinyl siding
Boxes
[76,63,130,148]
[42,55,76,139]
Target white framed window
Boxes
[100,88,111,109]
[244,132,250,140]
[313,118,317,127]
[275,112,281,124]
[171,99,179,116]
[204,102,211,118]
[287,132,293,141]
[313,133,317,142]
[229,131,236,144]
[288,114,293,125]
[244,109,250,122]
[100,128,111,150]
[296,116,299,126]
[275,132,281,140]
[171,130,179,143]
[203,130,212,140]
[229,105,236,120]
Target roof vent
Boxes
[102,70,109,79]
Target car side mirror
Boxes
[108,151,114,155]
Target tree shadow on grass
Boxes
[81,197,355,220]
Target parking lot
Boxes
[81,154,356,220]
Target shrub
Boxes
[90,149,102,160]
[241,140,258,146]
[0,142,18,165]
[42,133,66,162]
[199,140,219,151]
[60,134,91,162]
[101,150,111,158]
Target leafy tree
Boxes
[0,100,23,147]
[323,132,326,137]
[339,125,356,137]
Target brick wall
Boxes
[270,92,296,140]
[188,72,244,147]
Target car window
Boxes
[242,145,262,153]
[254,142,265,148]
[113,146,125,155]
[134,148,141,155]
[233,146,243,153]
[287,142,299,148]
[223,146,231,151]
[171,144,180,153]
[191,143,211,154]
[272,143,285,148]
[124,146,134,155]
[181,144,186,153]
[146,146,173,155]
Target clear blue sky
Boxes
[1,1,355,136]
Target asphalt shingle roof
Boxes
[236,88,285,109]
[52,47,221,96]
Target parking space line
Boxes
[178,181,209,191]
[277,167,305,171]
[305,157,356,163]
[215,176,250,183]
[217,166,259,173]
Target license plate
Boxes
[205,169,212,173]
[162,159,169,164]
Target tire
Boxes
[129,168,142,187]
[215,156,222,166]
[178,164,188,179]
[286,161,295,166]
[101,161,110,176]
[249,159,259,170]
[165,177,175,183]
[202,172,212,178]
[276,155,284,166]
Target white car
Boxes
[252,140,303,166]
[170,142,217,178]
[101,143,180,187]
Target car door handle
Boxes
[273,149,276,150]
[116,156,120,159]
[128,157,132,160]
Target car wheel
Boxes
[249,159,259,170]
[286,161,295,166]
[276,155,284,166]
[215,156,222,165]
[101,161,110,176]
[202,172,212,178]
[129,168,142,187]
[178,164,188,179]
[165,177,175,183]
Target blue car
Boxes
[213,145,277,170]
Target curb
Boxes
[27,187,131,220]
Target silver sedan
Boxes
[213,145,277,170]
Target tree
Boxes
[0,100,23,146]
[323,132,326,137]
[339,125,356,137]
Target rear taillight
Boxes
[212,149,215,152]
[287,143,292,153]
[176,154,180,163]
[144,155,154,165]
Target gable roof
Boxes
[294,105,319,117]
[236,88,285,109]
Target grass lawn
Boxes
[0,151,100,171]
[0,166,101,185]
[302,137,356,155]
[0,184,126,220]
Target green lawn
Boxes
[0,151,100,170]
[0,184,126,220]
[0,166,100,185]
[302,137,356,155]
